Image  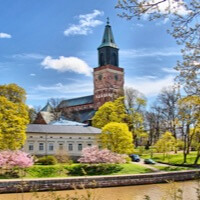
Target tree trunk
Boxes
[194,149,200,165]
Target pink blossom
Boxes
[78,146,127,164]
[0,150,34,169]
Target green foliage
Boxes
[92,97,128,128]
[138,146,145,156]
[66,164,123,176]
[155,132,176,159]
[26,166,61,178]
[101,122,134,154]
[143,152,200,165]
[0,84,29,150]
[0,83,27,103]
[36,156,58,165]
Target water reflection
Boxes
[0,181,198,200]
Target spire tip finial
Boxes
[106,17,110,25]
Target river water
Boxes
[0,181,199,200]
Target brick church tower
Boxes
[93,19,124,109]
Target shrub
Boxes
[55,150,72,164]
[36,156,57,165]
[26,166,59,177]
[78,146,127,164]
[66,164,123,176]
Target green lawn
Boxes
[112,163,153,175]
[0,163,154,179]
[142,151,200,165]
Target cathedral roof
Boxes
[58,95,94,108]
[40,102,53,112]
[98,19,118,49]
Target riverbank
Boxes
[0,170,199,194]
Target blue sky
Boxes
[0,0,183,108]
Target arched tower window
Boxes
[111,53,117,66]
[100,53,105,66]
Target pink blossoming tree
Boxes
[0,150,34,169]
[78,146,127,164]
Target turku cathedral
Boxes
[34,20,124,124]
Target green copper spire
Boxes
[98,18,118,49]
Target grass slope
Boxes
[142,152,200,165]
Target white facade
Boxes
[24,124,101,158]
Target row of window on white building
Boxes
[28,143,92,152]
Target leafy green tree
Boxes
[93,95,146,147]
[178,95,200,163]
[155,131,176,159]
[0,83,26,103]
[0,84,29,150]
[101,122,134,154]
[191,124,200,164]
[125,87,147,146]
[92,97,128,128]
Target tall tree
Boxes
[0,84,29,150]
[178,95,200,163]
[157,86,180,138]
[125,87,147,146]
[92,97,128,128]
[101,122,134,154]
[155,131,176,159]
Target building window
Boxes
[39,143,44,151]
[78,144,82,151]
[87,144,92,147]
[68,144,73,151]
[59,143,64,151]
[49,143,54,151]
[29,136,33,138]
[40,136,43,138]
[29,143,34,151]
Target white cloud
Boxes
[121,48,181,58]
[144,0,190,16]
[30,73,36,76]
[136,75,157,80]
[64,10,104,36]
[28,104,34,109]
[126,75,175,97]
[12,53,45,60]
[0,33,12,38]
[35,82,93,94]
[136,23,144,27]
[28,80,93,101]
[162,67,178,73]
[156,18,169,26]
[41,56,93,76]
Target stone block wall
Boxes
[0,170,199,193]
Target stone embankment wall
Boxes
[0,170,199,193]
